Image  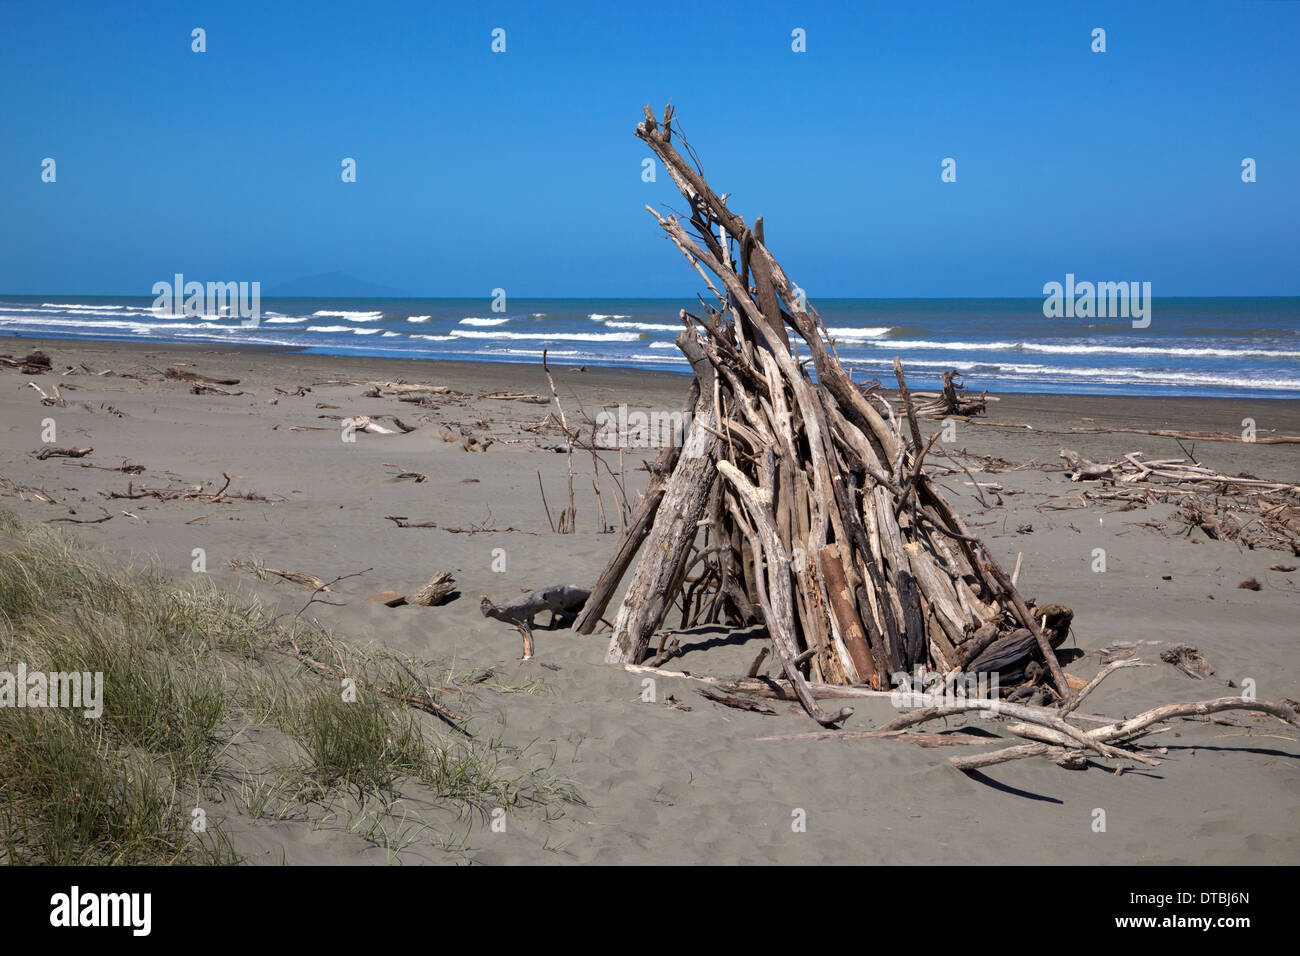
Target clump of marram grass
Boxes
[300,689,427,793]
[0,705,236,865]
[0,519,266,658]
[0,509,579,863]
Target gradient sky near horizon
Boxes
[2,0,1297,298]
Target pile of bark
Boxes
[573,107,1081,725]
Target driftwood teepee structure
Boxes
[573,107,1077,726]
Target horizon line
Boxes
[4,292,1300,301]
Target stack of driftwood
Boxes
[573,107,1080,725]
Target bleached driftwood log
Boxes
[482,584,591,659]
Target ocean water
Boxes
[2,295,1298,399]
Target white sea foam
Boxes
[459,317,511,326]
[305,325,355,333]
[588,313,631,321]
[449,329,642,342]
[604,320,681,332]
[311,310,383,321]
[824,326,893,338]
[500,348,581,358]
[382,331,401,337]
[861,339,1300,359]
[648,341,678,349]
[840,356,1300,391]
[40,303,123,310]
[0,316,211,333]
[38,307,157,317]
[406,315,432,322]
[264,317,307,323]
[409,333,455,341]
[630,352,690,363]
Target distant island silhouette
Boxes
[265,272,411,298]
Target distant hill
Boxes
[265,272,411,298]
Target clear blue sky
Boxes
[2,0,1297,297]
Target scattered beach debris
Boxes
[26,381,67,406]
[1065,424,1300,444]
[1160,643,1213,679]
[1238,577,1262,590]
[1060,448,1116,481]
[190,382,244,396]
[350,415,398,435]
[33,446,92,460]
[65,459,146,474]
[316,379,471,402]
[164,366,240,386]
[480,389,548,404]
[384,515,438,529]
[230,562,333,592]
[1049,448,1300,553]
[698,687,776,715]
[384,462,428,482]
[1,350,53,374]
[45,510,113,525]
[106,472,266,503]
